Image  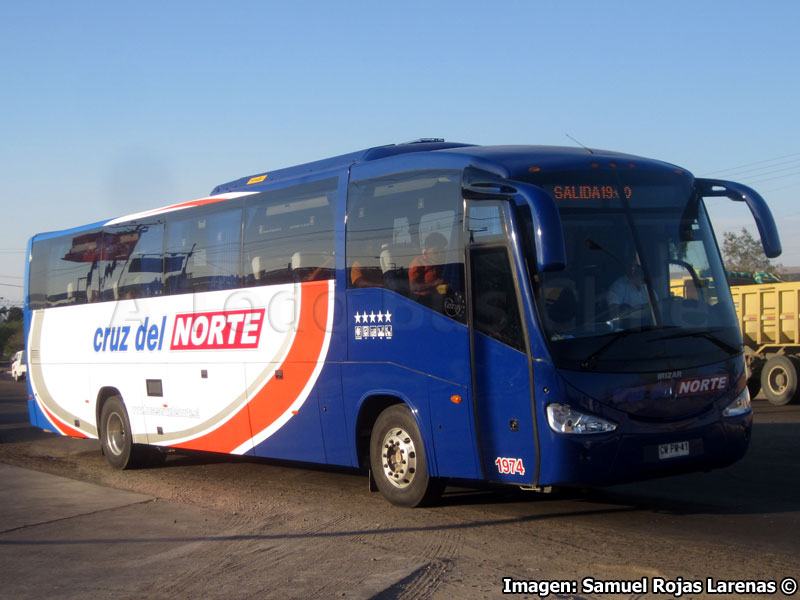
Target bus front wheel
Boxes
[369,404,443,507]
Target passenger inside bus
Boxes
[293,251,335,282]
[608,260,651,319]
[409,232,450,305]
[349,239,384,288]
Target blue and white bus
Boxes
[24,140,781,506]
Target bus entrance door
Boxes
[469,245,537,484]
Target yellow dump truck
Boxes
[729,281,800,405]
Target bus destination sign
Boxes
[552,185,633,200]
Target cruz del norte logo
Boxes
[92,309,265,353]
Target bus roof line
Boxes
[210,141,475,195]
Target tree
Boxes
[5,306,22,322]
[0,306,24,357]
[0,320,23,358]
[721,228,781,274]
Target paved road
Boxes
[1,373,798,599]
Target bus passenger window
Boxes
[100,222,164,300]
[30,230,103,308]
[164,208,241,295]
[243,178,336,287]
[347,170,466,322]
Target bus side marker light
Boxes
[450,395,462,404]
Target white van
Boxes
[11,350,26,382]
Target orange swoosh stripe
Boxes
[171,280,330,453]
[41,403,89,439]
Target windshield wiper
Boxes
[581,326,660,370]
[655,329,741,355]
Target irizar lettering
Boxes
[658,370,682,380]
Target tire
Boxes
[760,355,800,406]
[100,396,144,469]
[746,376,762,400]
[370,404,443,507]
[747,363,762,399]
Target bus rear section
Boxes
[24,141,781,506]
[25,181,341,470]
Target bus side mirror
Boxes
[462,170,566,272]
[513,182,567,272]
[696,178,782,258]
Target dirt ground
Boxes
[1,375,798,599]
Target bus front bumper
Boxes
[538,411,752,487]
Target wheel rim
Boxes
[767,366,789,395]
[380,427,417,489]
[105,412,126,456]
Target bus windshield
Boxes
[523,169,741,372]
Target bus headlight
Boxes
[722,388,751,417]
[546,403,617,434]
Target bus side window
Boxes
[243,178,336,287]
[466,203,506,244]
[347,170,465,321]
[32,230,102,308]
[28,240,49,310]
[164,208,241,295]
[470,246,525,351]
[100,222,165,300]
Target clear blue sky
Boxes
[2,0,798,305]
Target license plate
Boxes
[658,441,690,460]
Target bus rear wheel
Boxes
[370,404,443,507]
[100,396,145,469]
[760,355,800,406]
